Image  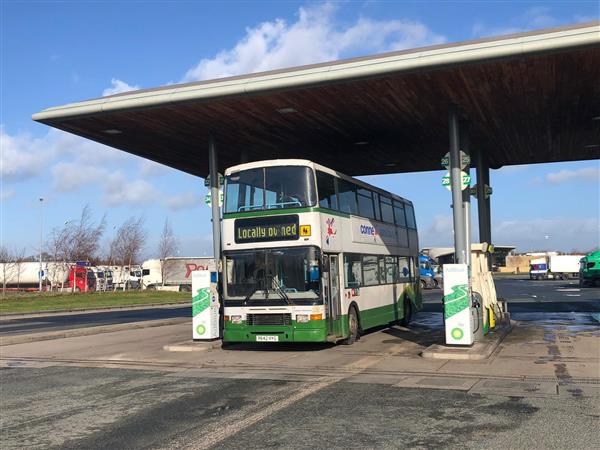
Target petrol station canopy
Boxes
[33,22,599,177]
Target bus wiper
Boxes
[243,281,260,305]
[267,275,291,304]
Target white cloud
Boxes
[420,214,454,247]
[420,213,599,253]
[1,126,135,184]
[545,167,600,184]
[51,163,107,192]
[0,189,15,202]
[472,6,562,38]
[103,173,159,206]
[183,3,445,82]
[574,14,599,23]
[102,78,139,97]
[49,162,161,207]
[521,6,559,28]
[427,214,453,234]
[163,191,204,211]
[140,160,170,177]
[493,218,599,252]
[1,127,47,181]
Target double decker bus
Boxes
[221,159,421,345]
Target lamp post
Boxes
[39,197,44,292]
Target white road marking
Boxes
[187,344,405,450]
[557,288,581,292]
[565,294,581,297]
[189,376,340,450]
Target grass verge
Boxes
[0,290,190,314]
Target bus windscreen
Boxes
[225,166,316,213]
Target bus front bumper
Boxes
[223,321,328,343]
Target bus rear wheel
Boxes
[342,307,359,345]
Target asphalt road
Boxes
[0,306,189,336]
[1,278,598,336]
[2,366,598,450]
[423,277,600,312]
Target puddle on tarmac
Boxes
[411,312,443,329]
[414,312,599,333]
[512,312,600,337]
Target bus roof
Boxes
[224,159,413,205]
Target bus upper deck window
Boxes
[316,171,338,210]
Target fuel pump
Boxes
[443,263,474,346]
[192,270,220,340]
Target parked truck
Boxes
[142,257,215,291]
[529,254,584,280]
[0,261,49,290]
[106,265,142,290]
[68,265,96,292]
[419,254,439,289]
[579,250,600,287]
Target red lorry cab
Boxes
[69,266,96,292]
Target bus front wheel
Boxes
[342,307,359,345]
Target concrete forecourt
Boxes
[1,277,599,449]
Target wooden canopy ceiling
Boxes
[34,23,600,177]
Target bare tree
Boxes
[68,205,107,262]
[43,205,106,292]
[157,218,178,286]
[110,216,147,290]
[48,226,72,290]
[0,247,17,297]
[13,248,27,289]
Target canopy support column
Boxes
[461,122,472,268]
[449,107,467,265]
[475,151,491,245]
[208,135,221,268]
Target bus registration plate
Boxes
[256,335,279,342]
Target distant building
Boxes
[421,245,516,270]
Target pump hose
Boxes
[492,302,503,322]
[471,291,483,333]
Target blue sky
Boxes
[1,1,599,259]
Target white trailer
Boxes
[142,257,214,291]
[105,265,142,290]
[549,255,584,279]
[529,254,584,280]
[0,261,70,289]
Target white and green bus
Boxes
[221,159,421,344]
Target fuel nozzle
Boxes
[471,291,483,309]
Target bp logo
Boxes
[451,327,464,340]
[196,324,206,335]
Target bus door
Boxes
[324,254,341,334]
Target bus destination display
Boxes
[234,215,300,243]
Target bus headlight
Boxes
[296,314,309,323]
[231,315,242,324]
